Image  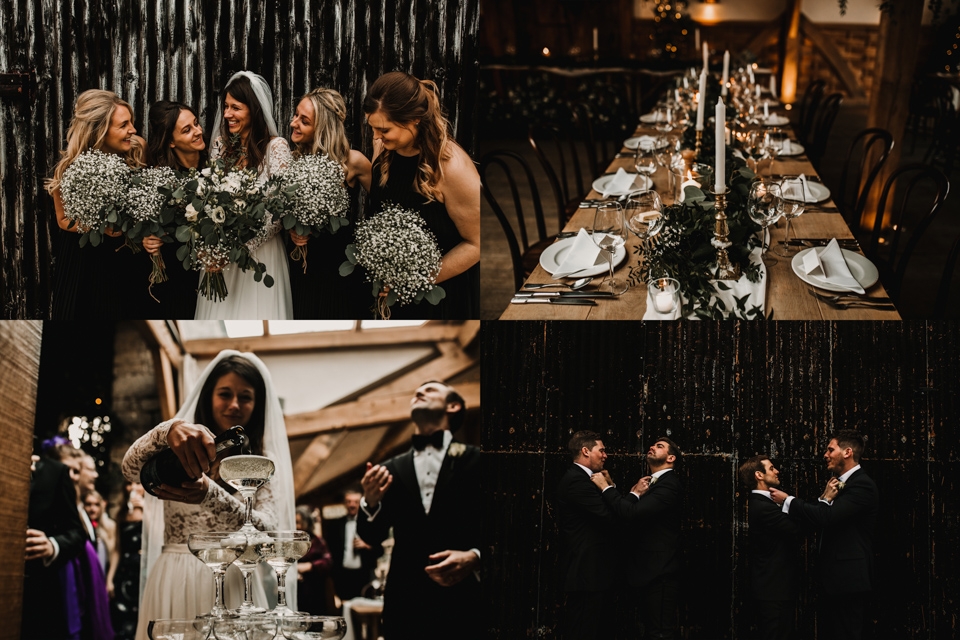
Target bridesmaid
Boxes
[287,88,372,318]
[143,100,208,319]
[362,72,480,319]
[45,89,148,319]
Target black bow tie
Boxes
[412,431,446,451]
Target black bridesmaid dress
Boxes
[365,153,479,319]
[139,241,198,319]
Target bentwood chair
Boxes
[573,102,617,179]
[835,128,895,230]
[935,233,960,317]
[480,150,564,290]
[795,79,826,146]
[865,163,951,303]
[806,92,843,167]
[528,123,593,221]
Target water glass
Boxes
[747,180,783,266]
[774,176,807,257]
[592,202,628,295]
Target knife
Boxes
[510,297,597,305]
[513,291,616,298]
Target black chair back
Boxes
[935,233,960,317]
[836,128,895,230]
[806,93,843,166]
[795,79,826,145]
[528,123,592,220]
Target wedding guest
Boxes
[107,482,145,640]
[556,431,617,640]
[362,72,480,318]
[141,100,209,318]
[770,430,878,640]
[358,381,480,639]
[287,88,372,318]
[295,505,333,614]
[121,351,296,640]
[195,72,294,319]
[82,489,117,577]
[46,89,149,319]
[591,437,683,640]
[22,454,87,640]
[326,485,380,601]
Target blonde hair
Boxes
[293,88,351,168]
[363,72,451,202]
[45,89,145,194]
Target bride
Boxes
[195,71,294,319]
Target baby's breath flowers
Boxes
[276,153,351,272]
[59,149,132,247]
[339,203,445,319]
[122,166,178,293]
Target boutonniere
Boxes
[837,481,846,491]
[448,442,466,458]
[650,476,658,485]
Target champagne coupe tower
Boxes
[187,532,248,618]
[219,454,276,615]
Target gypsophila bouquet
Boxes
[278,153,351,273]
[59,149,132,247]
[167,158,273,301]
[122,166,178,293]
[339,203,445,319]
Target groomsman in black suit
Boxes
[555,431,617,640]
[738,455,804,640]
[326,486,381,601]
[22,454,87,640]
[592,437,682,640]
[770,430,879,640]
[358,381,480,640]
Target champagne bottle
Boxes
[140,425,247,496]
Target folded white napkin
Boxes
[782,139,794,155]
[802,239,865,294]
[552,228,604,278]
[798,173,811,202]
[763,101,769,118]
[601,168,637,198]
[770,76,779,100]
[678,177,701,203]
[636,135,658,150]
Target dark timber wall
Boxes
[481,321,960,640]
[0,0,479,318]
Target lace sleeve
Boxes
[121,420,175,483]
[210,137,224,161]
[264,137,293,179]
[200,475,279,531]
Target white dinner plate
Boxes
[761,114,790,126]
[791,246,879,292]
[623,135,668,150]
[591,173,654,197]
[539,235,628,278]
[639,113,658,123]
[779,141,805,157]
[798,180,831,204]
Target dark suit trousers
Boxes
[334,566,369,600]
[819,591,868,640]
[641,574,679,640]
[757,599,796,640]
[563,591,613,640]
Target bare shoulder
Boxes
[440,141,476,175]
[439,141,479,195]
[347,148,371,172]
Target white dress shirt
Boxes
[414,430,453,515]
[342,515,361,569]
[782,464,861,512]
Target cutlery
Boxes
[514,291,615,298]
[808,290,891,304]
[807,290,895,309]
[556,231,581,239]
[510,297,597,305]
[522,276,592,290]
[787,239,859,249]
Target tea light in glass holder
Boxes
[648,277,680,315]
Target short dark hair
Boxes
[831,430,865,462]
[194,355,267,455]
[568,431,601,460]
[343,483,363,498]
[655,436,682,461]
[738,455,770,490]
[423,380,466,432]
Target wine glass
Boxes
[255,530,311,617]
[762,128,786,176]
[591,202,628,295]
[147,618,212,640]
[187,532,248,619]
[280,615,348,640]
[624,191,664,257]
[774,176,807,257]
[219,454,276,615]
[747,180,784,266]
[633,140,657,178]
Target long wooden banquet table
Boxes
[500,112,900,320]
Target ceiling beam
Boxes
[285,381,481,439]
[358,341,478,399]
[139,320,184,370]
[457,320,481,349]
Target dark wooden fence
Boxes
[0,0,479,319]
[482,321,960,639]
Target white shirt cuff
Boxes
[818,497,834,505]
[360,496,382,521]
[44,537,61,567]
[781,495,795,513]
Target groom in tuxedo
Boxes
[591,437,682,640]
[770,430,879,640]
[739,455,803,640]
[358,381,480,640]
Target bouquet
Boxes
[122,166,178,296]
[59,149,132,247]
[276,154,351,273]
[339,203,445,319]
[166,159,273,301]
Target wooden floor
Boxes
[480,103,960,320]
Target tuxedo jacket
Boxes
[22,458,87,640]
[357,441,480,639]
[748,492,802,601]
[556,465,618,593]
[601,469,682,588]
[788,467,879,595]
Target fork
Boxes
[823,300,897,311]
[809,290,891,304]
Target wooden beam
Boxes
[292,430,347,496]
[285,381,481,438]
[140,320,184,370]
[154,348,178,422]
[358,341,478,399]
[457,320,481,349]
[801,16,865,99]
[183,322,465,357]
[779,0,802,104]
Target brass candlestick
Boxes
[695,129,703,159]
[708,187,741,281]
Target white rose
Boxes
[185,203,199,222]
[201,167,212,177]
[211,206,226,224]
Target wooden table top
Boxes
[500,118,900,320]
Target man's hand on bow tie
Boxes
[631,476,652,496]
[820,477,840,502]
[590,472,611,490]
[769,488,787,506]
[424,549,479,587]
[361,462,393,509]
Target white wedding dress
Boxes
[194,136,294,319]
